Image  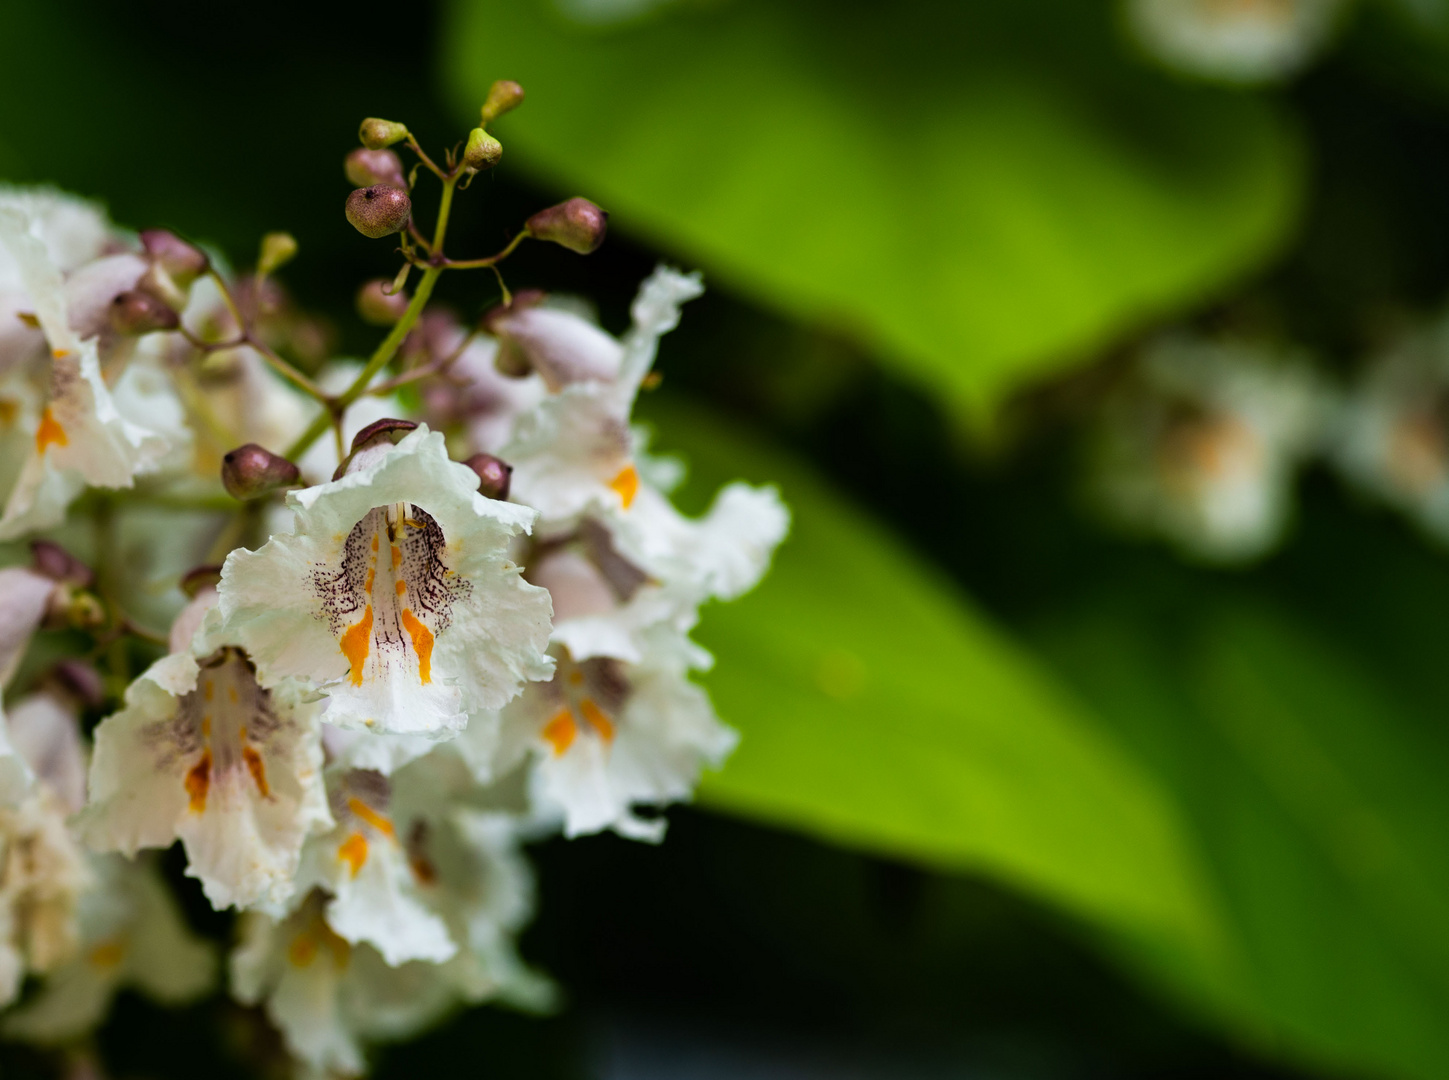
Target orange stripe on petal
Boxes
[579,698,615,742]
[347,796,396,838]
[340,605,373,686]
[185,751,211,813]
[35,407,67,453]
[337,832,369,877]
[243,745,270,797]
[609,464,639,510]
[542,708,578,755]
[399,609,434,684]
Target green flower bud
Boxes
[480,80,525,125]
[524,197,609,254]
[258,232,298,275]
[345,147,407,189]
[464,128,503,172]
[356,279,410,325]
[222,443,301,500]
[359,117,409,149]
[345,186,412,239]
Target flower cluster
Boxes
[0,85,786,1077]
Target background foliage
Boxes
[5,0,1449,1076]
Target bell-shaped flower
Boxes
[1,854,214,1044]
[289,767,454,966]
[1090,334,1331,563]
[1126,0,1347,84]
[231,889,462,1078]
[0,201,171,538]
[80,587,332,910]
[216,426,553,739]
[494,627,736,841]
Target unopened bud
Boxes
[480,80,525,125]
[356,279,410,325]
[350,418,417,453]
[222,443,301,500]
[31,540,93,587]
[61,589,106,632]
[346,186,411,239]
[139,229,209,287]
[525,198,608,254]
[463,453,512,500]
[110,289,180,335]
[180,565,223,598]
[359,117,409,149]
[345,147,407,189]
[48,659,106,710]
[464,128,503,172]
[258,232,298,275]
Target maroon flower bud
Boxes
[463,128,503,172]
[48,659,106,710]
[30,540,94,587]
[110,288,180,335]
[345,147,407,189]
[350,418,417,453]
[180,565,223,598]
[140,229,209,287]
[463,453,512,500]
[346,186,412,239]
[222,443,301,500]
[359,117,409,149]
[525,198,608,254]
[356,279,410,326]
[480,80,525,125]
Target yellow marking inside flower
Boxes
[337,832,369,877]
[201,715,211,738]
[365,568,375,594]
[579,698,615,742]
[371,534,380,552]
[391,544,402,570]
[51,348,69,359]
[288,933,319,967]
[0,398,16,425]
[399,609,434,684]
[410,853,438,885]
[340,605,374,686]
[609,464,640,509]
[185,751,211,813]
[395,579,407,596]
[34,406,67,453]
[243,745,270,797]
[542,708,578,755]
[88,940,126,970]
[347,796,396,838]
[568,670,585,687]
[203,681,214,701]
[228,686,238,703]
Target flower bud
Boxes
[345,147,407,189]
[139,229,209,287]
[63,590,107,632]
[463,453,513,500]
[222,443,301,500]
[110,288,180,335]
[47,659,106,710]
[359,117,409,149]
[350,418,417,453]
[525,198,608,254]
[464,128,503,172]
[180,565,223,598]
[346,186,412,239]
[258,232,298,275]
[480,80,525,125]
[30,540,93,587]
[356,279,410,325]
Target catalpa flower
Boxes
[81,585,332,910]
[217,425,553,738]
[500,266,704,526]
[0,200,171,538]
[1091,334,1330,562]
[2,854,214,1045]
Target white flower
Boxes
[1125,0,1349,84]
[289,767,454,967]
[80,589,332,910]
[0,201,170,539]
[501,267,704,527]
[217,426,553,739]
[496,627,736,841]
[231,890,462,1078]
[1092,334,1330,562]
[430,334,545,455]
[1,854,214,1044]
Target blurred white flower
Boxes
[1125,0,1350,83]
[217,427,553,739]
[1091,334,1331,562]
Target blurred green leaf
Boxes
[1035,595,1449,1080]
[643,398,1234,980]
[445,0,1304,412]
